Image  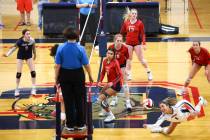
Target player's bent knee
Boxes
[16,72,22,79]
[31,71,36,78]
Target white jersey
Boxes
[154,100,196,126]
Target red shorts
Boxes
[17,0,33,13]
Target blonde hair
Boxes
[123,8,138,21]
[160,97,177,107]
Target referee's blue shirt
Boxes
[55,42,89,69]
[78,0,98,15]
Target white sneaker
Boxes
[14,89,20,97]
[95,45,99,50]
[125,100,132,111]
[98,110,109,117]
[76,125,87,132]
[199,96,208,106]
[151,126,163,133]
[177,87,187,96]
[147,71,153,81]
[127,74,132,81]
[110,97,118,106]
[31,88,36,95]
[104,112,115,123]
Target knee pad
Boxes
[140,59,147,65]
[102,92,110,98]
[101,100,109,109]
[16,72,22,79]
[31,71,36,78]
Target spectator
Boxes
[76,0,98,46]
[16,0,33,26]
[34,0,49,30]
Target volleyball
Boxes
[143,98,154,110]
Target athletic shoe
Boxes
[151,126,163,133]
[127,73,132,81]
[104,112,115,123]
[31,88,36,95]
[26,22,31,26]
[199,96,208,106]
[147,71,153,81]
[110,97,118,106]
[125,100,132,112]
[76,125,87,133]
[62,126,75,134]
[177,87,187,96]
[18,22,25,26]
[94,45,99,50]
[14,89,20,97]
[98,110,108,117]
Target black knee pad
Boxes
[16,72,21,79]
[102,92,110,98]
[101,100,109,109]
[31,71,36,78]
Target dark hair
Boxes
[114,34,123,42]
[107,47,116,57]
[160,97,177,107]
[63,26,79,40]
[50,44,59,57]
[22,29,30,35]
[193,41,201,46]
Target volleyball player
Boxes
[120,8,152,81]
[3,29,37,97]
[179,41,210,95]
[108,34,132,111]
[97,47,123,122]
[143,96,207,134]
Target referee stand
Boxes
[55,84,93,140]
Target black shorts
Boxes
[111,82,122,92]
[120,63,126,68]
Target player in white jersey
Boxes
[143,96,207,134]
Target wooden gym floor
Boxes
[0,0,210,140]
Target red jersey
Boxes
[188,47,210,66]
[108,44,129,67]
[120,19,146,46]
[99,59,123,86]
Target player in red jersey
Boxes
[178,41,210,95]
[97,47,123,122]
[16,0,33,26]
[108,34,132,111]
[120,8,152,81]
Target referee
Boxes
[55,27,93,133]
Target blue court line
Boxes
[1,37,210,43]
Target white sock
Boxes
[195,102,202,112]
[61,112,66,120]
